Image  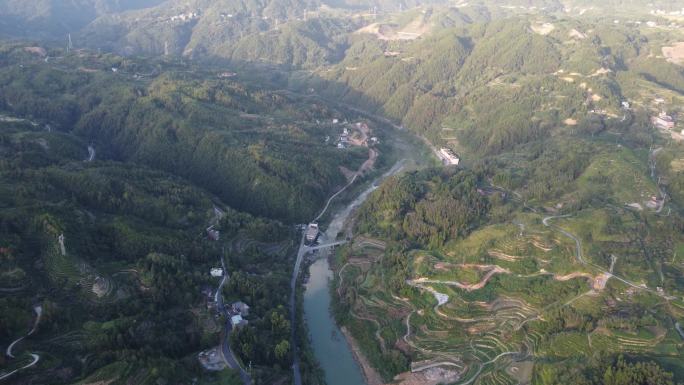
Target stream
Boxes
[303,160,406,385]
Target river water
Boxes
[302,160,406,385]
[303,257,366,385]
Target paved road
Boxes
[289,159,407,385]
[288,227,353,385]
[289,151,381,385]
[86,145,96,162]
[1,306,42,381]
[216,255,252,385]
[289,232,307,385]
[220,327,251,385]
[542,215,582,263]
[0,354,40,381]
[313,173,359,223]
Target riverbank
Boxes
[340,326,385,385]
[303,257,366,385]
[300,158,410,385]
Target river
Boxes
[304,257,365,385]
[302,160,406,385]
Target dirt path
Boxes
[410,265,510,292]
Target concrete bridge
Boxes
[303,240,348,252]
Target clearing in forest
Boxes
[663,42,684,65]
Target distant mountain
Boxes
[0,0,165,39]
[74,0,543,61]
[79,0,321,57]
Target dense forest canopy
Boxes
[0,45,368,222]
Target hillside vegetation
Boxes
[0,45,368,222]
[0,114,299,384]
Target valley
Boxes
[2,1,684,385]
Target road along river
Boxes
[302,160,406,385]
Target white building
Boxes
[438,148,460,166]
[305,223,319,244]
[231,314,248,329]
[210,268,224,277]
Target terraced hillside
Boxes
[337,129,684,384]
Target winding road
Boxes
[542,215,583,263]
[1,306,42,381]
[543,215,675,299]
[86,145,96,162]
[216,254,252,385]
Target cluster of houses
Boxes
[169,11,200,22]
[228,301,250,329]
[645,195,664,210]
[650,8,684,16]
[334,121,378,149]
[337,127,351,149]
[652,111,676,131]
[202,290,250,331]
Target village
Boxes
[197,256,252,373]
[329,119,379,149]
[652,108,683,142]
[193,211,254,380]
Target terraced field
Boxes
[337,204,684,384]
[43,238,123,304]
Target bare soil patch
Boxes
[507,360,534,384]
[531,23,555,35]
[663,43,684,65]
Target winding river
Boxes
[303,160,406,385]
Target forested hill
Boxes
[0,44,367,222]
[294,14,684,155]
[0,104,301,384]
[52,0,684,160]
